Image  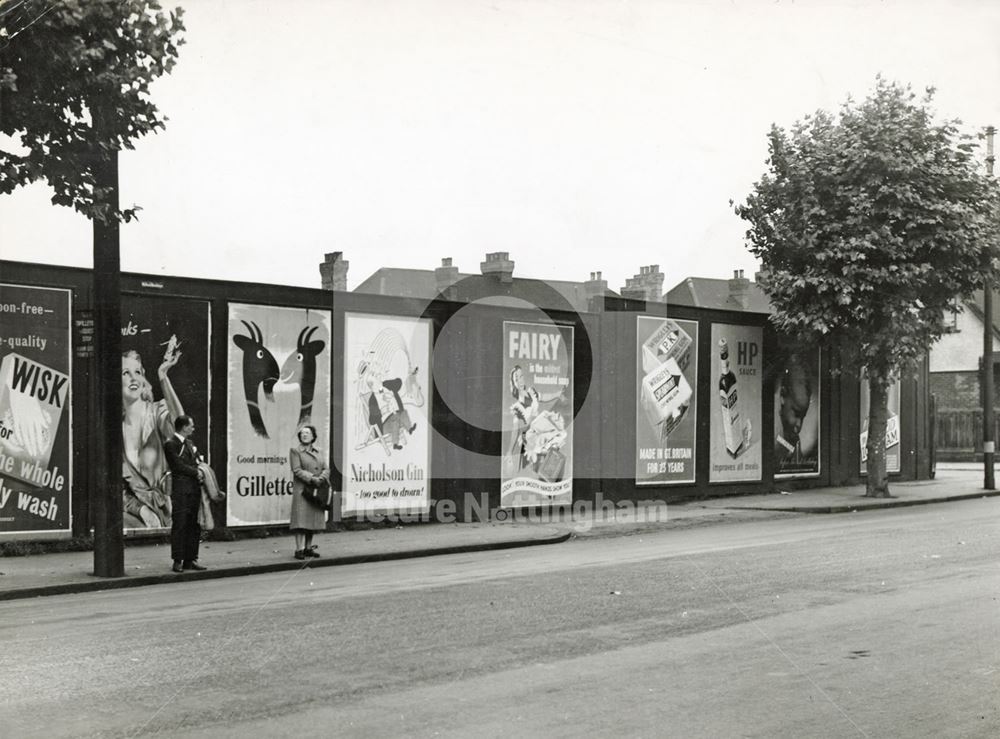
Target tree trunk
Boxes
[91,148,124,578]
[865,376,891,497]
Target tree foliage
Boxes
[0,0,185,223]
[735,78,999,384]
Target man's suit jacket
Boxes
[164,436,201,497]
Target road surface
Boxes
[2,498,998,738]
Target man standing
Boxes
[164,415,206,573]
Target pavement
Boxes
[1,466,997,601]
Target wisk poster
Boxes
[342,313,431,516]
[635,316,698,485]
[228,304,331,526]
[773,346,821,479]
[120,296,210,531]
[501,321,574,506]
[709,323,762,483]
[860,373,901,474]
[0,284,72,536]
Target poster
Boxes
[342,313,431,516]
[635,316,698,485]
[120,296,210,531]
[773,346,821,479]
[0,284,72,535]
[500,321,574,506]
[709,323,762,483]
[860,373,901,474]
[228,303,331,526]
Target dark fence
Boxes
[934,408,1000,458]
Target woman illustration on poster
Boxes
[505,364,568,472]
[121,337,187,528]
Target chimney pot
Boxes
[480,251,515,283]
[728,268,751,310]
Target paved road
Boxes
[3,498,998,738]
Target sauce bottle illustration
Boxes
[718,338,744,457]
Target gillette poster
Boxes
[859,373,901,474]
[342,313,431,516]
[709,323,762,483]
[0,284,72,536]
[500,321,574,506]
[227,304,331,526]
[635,316,698,485]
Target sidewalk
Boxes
[695,467,1000,514]
[1,468,996,602]
[0,522,570,602]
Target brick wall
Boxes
[930,371,981,411]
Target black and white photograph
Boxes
[2,1,1000,736]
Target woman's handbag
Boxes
[302,479,333,511]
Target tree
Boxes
[735,77,999,497]
[1,1,184,574]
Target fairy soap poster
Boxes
[500,321,574,506]
[228,304,332,526]
[342,313,431,516]
[0,284,72,536]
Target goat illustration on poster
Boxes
[228,304,331,526]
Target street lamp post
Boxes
[984,126,995,491]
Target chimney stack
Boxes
[620,265,665,302]
[728,269,750,310]
[320,252,349,291]
[435,257,461,299]
[480,251,515,284]
[584,270,608,309]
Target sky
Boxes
[3,0,1000,294]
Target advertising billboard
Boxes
[342,313,432,516]
[860,373,901,474]
[0,284,72,536]
[773,346,821,479]
[228,303,331,526]
[500,321,574,506]
[120,295,210,530]
[709,323,762,483]
[635,316,698,485]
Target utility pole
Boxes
[91,115,125,577]
[984,126,995,491]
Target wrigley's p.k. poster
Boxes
[636,316,698,485]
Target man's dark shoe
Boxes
[172,561,184,573]
[183,561,207,571]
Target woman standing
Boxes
[289,425,330,560]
